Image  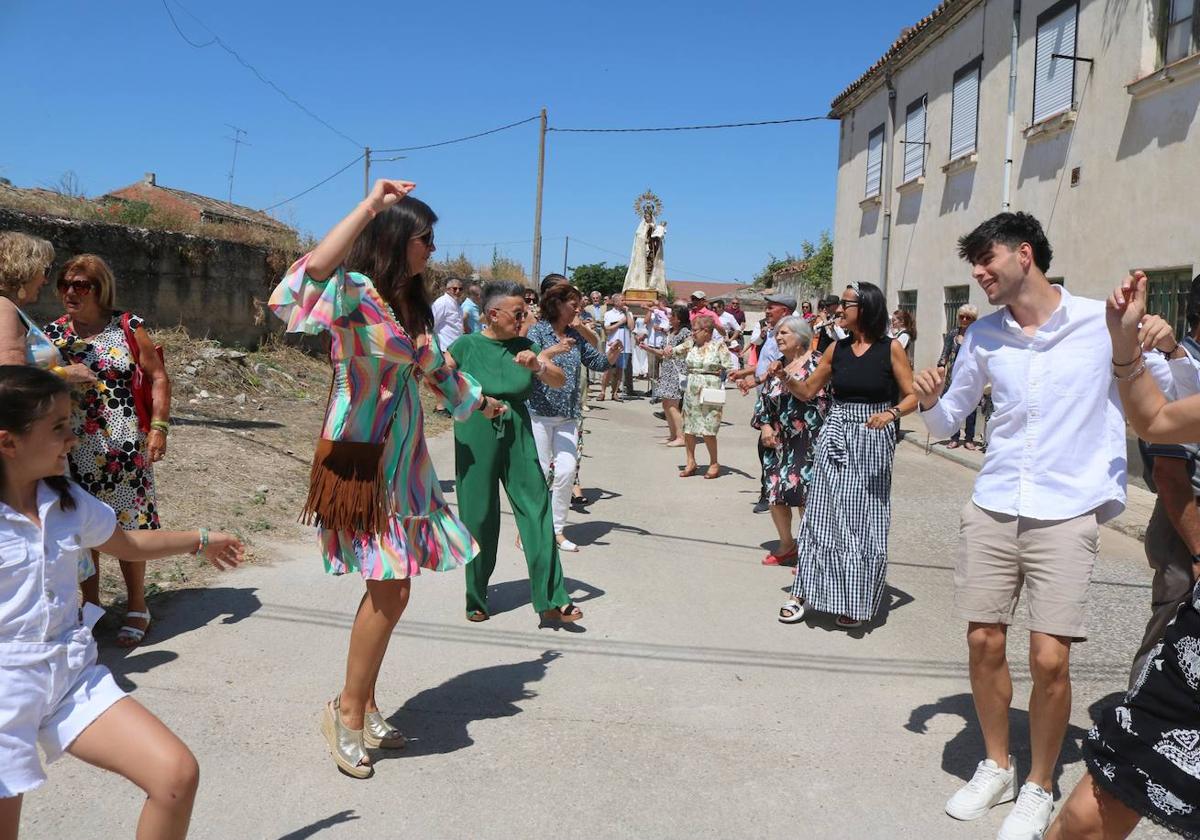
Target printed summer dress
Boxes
[751,354,828,508]
[44,312,160,531]
[269,256,482,579]
[672,339,736,437]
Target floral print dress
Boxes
[672,338,736,437]
[751,354,828,507]
[44,312,160,530]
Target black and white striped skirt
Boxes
[791,400,897,621]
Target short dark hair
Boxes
[482,280,526,314]
[820,294,840,309]
[539,283,582,324]
[957,211,1053,273]
[851,281,889,341]
[671,303,691,330]
[1186,274,1200,331]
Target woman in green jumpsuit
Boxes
[447,280,583,624]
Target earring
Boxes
[16,285,26,302]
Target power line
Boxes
[548,115,829,133]
[260,153,364,212]
[374,115,540,153]
[160,0,362,149]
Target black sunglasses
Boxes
[838,299,860,308]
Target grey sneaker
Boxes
[945,757,1016,821]
[997,782,1054,840]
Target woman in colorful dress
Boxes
[775,281,916,629]
[269,179,505,780]
[0,233,93,382]
[641,304,690,446]
[751,316,827,567]
[43,254,170,648]
[668,314,736,479]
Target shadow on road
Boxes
[277,810,360,839]
[485,577,606,619]
[98,586,263,690]
[795,584,916,637]
[381,650,562,758]
[904,690,1124,798]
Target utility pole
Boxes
[563,235,569,275]
[530,108,547,289]
[363,147,371,198]
[224,124,249,203]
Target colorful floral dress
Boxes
[43,312,160,531]
[751,354,828,507]
[269,256,482,579]
[672,338,736,437]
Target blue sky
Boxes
[1,1,937,284]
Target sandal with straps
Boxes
[362,711,406,750]
[116,610,151,648]
[320,698,373,779]
[836,615,864,629]
[778,598,806,624]
[540,603,583,624]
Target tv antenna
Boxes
[224,124,250,203]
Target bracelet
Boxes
[536,360,546,376]
[1111,352,1141,367]
[50,365,67,378]
[887,406,902,421]
[194,527,210,556]
[1112,361,1147,381]
[150,420,170,435]
[1162,342,1181,357]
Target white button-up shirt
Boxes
[432,292,464,352]
[921,287,1199,523]
[0,482,116,661]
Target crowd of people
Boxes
[1,190,1198,840]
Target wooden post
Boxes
[531,108,547,288]
[563,235,569,275]
[363,148,371,198]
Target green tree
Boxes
[439,251,476,280]
[490,248,528,285]
[752,230,834,298]
[570,261,627,297]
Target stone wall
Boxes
[3,208,296,347]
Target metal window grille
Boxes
[1146,267,1196,339]
[944,285,970,337]
[950,60,981,160]
[898,290,918,320]
[1033,1,1078,123]
[902,96,927,183]
[865,125,884,197]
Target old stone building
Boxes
[830,0,1200,367]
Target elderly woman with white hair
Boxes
[938,303,981,449]
[752,316,829,565]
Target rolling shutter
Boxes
[865,125,884,197]
[950,62,980,160]
[1033,3,1077,123]
[903,97,927,183]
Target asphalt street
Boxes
[23,386,1172,839]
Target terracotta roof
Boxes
[770,259,809,278]
[104,177,291,232]
[666,280,747,302]
[829,0,969,113]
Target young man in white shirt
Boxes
[601,293,634,400]
[913,214,1167,840]
[432,277,465,351]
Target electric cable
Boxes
[260,153,364,212]
[548,115,828,133]
[373,115,541,153]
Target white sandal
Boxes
[778,598,806,624]
[116,610,152,647]
[557,537,579,553]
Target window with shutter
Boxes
[865,125,884,198]
[1163,0,1197,64]
[950,59,981,160]
[902,96,927,183]
[1033,1,1078,123]
[944,285,970,336]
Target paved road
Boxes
[25,388,1171,839]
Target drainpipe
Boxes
[1002,0,1021,210]
[880,70,897,298]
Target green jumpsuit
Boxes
[447,331,569,616]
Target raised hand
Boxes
[542,337,576,358]
[365,179,417,214]
[1138,313,1176,353]
[1107,272,1148,350]
[912,366,945,410]
[202,532,244,571]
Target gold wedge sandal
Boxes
[363,711,406,750]
[320,697,373,779]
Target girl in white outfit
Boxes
[0,365,243,839]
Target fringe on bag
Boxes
[300,438,392,534]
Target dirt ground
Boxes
[93,329,451,618]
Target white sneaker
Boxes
[945,757,1016,820]
[997,782,1054,840]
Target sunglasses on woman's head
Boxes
[58,279,93,295]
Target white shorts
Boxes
[0,635,126,797]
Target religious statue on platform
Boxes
[623,190,668,300]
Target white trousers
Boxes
[530,413,578,535]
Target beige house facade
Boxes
[830,0,1200,368]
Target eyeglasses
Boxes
[58,279,94,296]
[958,315,975,322]
[494,308,527,321]
[446,286,463,293]
[838,299,860,308]
[414,231,435,248]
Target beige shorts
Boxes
[954,501,1100,640]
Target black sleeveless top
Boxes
[829,337,897,404]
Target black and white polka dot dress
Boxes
[44,312,161,531]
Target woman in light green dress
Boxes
[669,315,735,479]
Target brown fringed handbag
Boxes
[299,368,411,535]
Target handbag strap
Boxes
[120,312,142,368]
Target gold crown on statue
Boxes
[633,190,663,219]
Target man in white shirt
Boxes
[601,293,634,400]
[913,213,1199,840]
[432,277,465,351]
